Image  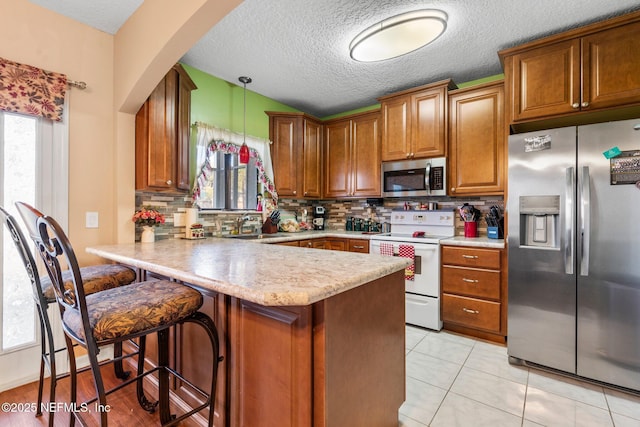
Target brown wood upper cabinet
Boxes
[378,79,456,161]
[324,110,381,198]
[267,112,323,198]
[500,13,640,125]
[448,81,505,196]
[135,64,196,192]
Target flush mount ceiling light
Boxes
[349,9,448,62]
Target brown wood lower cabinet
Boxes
[127,268,405,426]
[228,300,312,426]
[441,245,507,343]
[278,240,301,247]
[348,239,369,253]
[298,238,327,249]
[442,294,501,333]
[278,237,369,253]
[325,238,346,251]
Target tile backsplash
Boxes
[135,191,504,240]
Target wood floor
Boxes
[0,364,190,427]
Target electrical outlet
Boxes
[86,212,99,228]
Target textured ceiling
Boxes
[31,0,640,117]
[29,0,143,34]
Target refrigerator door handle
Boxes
[565,167,575,274]
[580,166,590,276]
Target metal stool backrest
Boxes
[0,206,50,320]
[15,202,93,347]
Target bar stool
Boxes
[17,202,221,427]
[1,206,136,427]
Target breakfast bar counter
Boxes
[87,238,409,427]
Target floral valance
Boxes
[0,57,67,121]
[192,139,278,203]
[192,122,278,207]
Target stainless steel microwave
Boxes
[381,158,447,197]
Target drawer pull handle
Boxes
[462,278,478,283]
[462,308,479,314]
[353,245,364,249]
[462,255,478,259]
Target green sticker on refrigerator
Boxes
[603,146,621,159]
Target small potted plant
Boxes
[132,207,166,242]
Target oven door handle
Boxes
[370,242,440,254]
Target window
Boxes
[0,106,68,392]
[1,113,37,350]
[196,152,259,210]
[0,109,68,352]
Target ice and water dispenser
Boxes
[519,195,560,249]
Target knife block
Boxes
[262,218,278,234]
[487,218,504,239]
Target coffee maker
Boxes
[312,206,325,230]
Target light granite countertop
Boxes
[440,236,505,249]
[87,238,410,307]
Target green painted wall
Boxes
[456,73,504,89]
[321,104,381,121]
[183,63,299,140]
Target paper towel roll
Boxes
[185,208,199,239]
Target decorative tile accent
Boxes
[135,191,504,240]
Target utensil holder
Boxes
[487,218,504,239]
[464,221,478,238]
[262,218,278,234]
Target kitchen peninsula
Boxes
[87,238,410,427]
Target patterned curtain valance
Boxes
[0,57,67,121]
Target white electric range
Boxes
[370,210,455,330]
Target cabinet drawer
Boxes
[442,266,500,300]
[442,294,501,333]
[442,246,501,269]
[348,239,369,253]
[326,239,346,251]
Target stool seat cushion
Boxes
[63,280,203,342]
[40,264,136,302]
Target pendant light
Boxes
[238,76,252,164]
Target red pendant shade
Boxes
[239,143,250,164]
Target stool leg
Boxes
[85,341,108,427]
[36,311,46,417]
[65,335,77,427]
[167,313,222,427]
[135,336,158,412]
[40,312,58,427]
[113,342,131,380]
[41,306,57,427]
[157,328,174,425]
[188,312,221,427]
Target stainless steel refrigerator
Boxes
[507,118,640,392]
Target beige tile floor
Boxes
[400,325,640,427]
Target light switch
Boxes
[86,211,99,228]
